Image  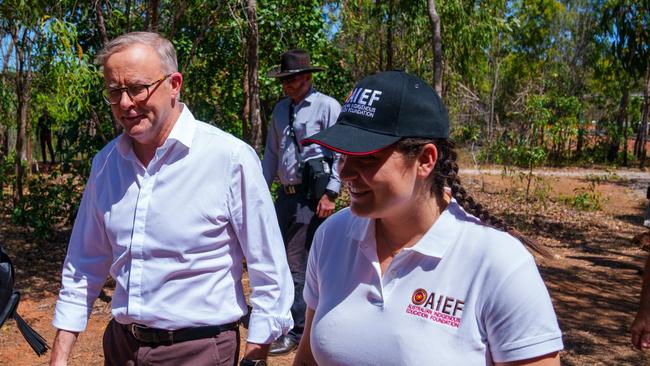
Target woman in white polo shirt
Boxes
[294,70,563,366]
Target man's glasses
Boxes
[102,74,172,105]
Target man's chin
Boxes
[125,129,150,144]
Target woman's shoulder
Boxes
[448,206,536,273]
[312,208,368,249]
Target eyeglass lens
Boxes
[104,85,149,104]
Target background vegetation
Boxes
[0,0,648,238]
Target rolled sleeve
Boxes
[484,257,564,362]
[229,143,294,343]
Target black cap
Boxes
[302,70,449,155]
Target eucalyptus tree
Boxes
[600,0,649,166]
[0,0,50,203]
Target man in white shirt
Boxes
[49,32,292,366]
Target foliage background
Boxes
[0,0,649,237]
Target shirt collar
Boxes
[116,103,195,159]
[293,87,317,108]
[405,199,467,258]
[346,199,472,259]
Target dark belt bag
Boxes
[301,158,331,201]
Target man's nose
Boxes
[118,90,135,109]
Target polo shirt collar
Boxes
[116,103,195,159]
[406,199,467,259]
[346,199,471,260]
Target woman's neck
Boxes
[376,195,447,250]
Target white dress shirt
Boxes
[53,105,294,344]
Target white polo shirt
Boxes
[304,200,563,365]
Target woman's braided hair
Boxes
[396,137,551,258]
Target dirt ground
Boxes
[1,166,650,365]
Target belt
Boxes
[283,184,301,195]
[121,321,239,345]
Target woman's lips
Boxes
[349,186,370,197]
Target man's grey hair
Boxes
[95,32,178,73]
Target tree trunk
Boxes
[167,0,189,39]
[148,0,160,32]
[623,112,628,166]
[609,86,628,163]
[637,64,650,168]
[1,35,12,164]
[386,0,394,70]
[95,0,109,46]
[125,0,132,32]
[427,0,443,97]
[11,26,32,204]
[243,0,262,153]
[488,50,500,143]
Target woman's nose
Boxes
[338,156,356,181]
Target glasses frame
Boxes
[103,73,173,105]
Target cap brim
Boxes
[267,67,325,78]
[301,123,400,155]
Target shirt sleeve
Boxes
[228,143,294,344]
[482,257,564,363]
[53,158,113,332]
[261,109,280,188]
[323,99,342,193]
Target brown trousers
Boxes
[102,319,240,366]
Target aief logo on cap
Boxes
[302,70,450,155]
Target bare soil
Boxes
[1,167,650,365]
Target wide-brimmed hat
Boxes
[302,70,449,155]
[267,49,324,78]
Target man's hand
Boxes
[50,329,79,366]
[242,342,270,361]
[316,194,336,218]
[632,310,650,350]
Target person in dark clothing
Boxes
[37,110,55,164]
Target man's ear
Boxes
[169,72,183,99]
[416,143,437,178]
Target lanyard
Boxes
[288,103,304,167]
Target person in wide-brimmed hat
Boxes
[293,70,563,365]
[266,49,324,78]
[262,49,342,355]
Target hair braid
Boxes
[396,138,551,258]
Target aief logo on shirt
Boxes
[405,288,464,329]
[341,87,383,118]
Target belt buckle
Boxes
[130,324,140,340]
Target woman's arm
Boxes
[494,351,560,366]
[292,307,318,366]
[631,253,650,350]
